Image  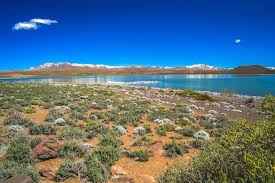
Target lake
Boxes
[1,74,275,96]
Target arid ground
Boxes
[0,83,271,183]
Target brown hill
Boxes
[1,64,274,78]
[230,65,274,74]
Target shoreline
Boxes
[0,79,265,99]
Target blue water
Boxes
[1,74,275,96]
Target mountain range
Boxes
[0,62,274,77]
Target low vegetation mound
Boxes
[158,120,275,183]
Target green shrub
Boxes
[6,136,32,164]
[4,111,32,127]
[85,153,109,183]
[93,145,120,167]
[262,95,275,115]
[176,89,214,101]
[163,140,187,158]
[58,141,84,158]
[0,161,39,183]
[99,131,121,149]
[58,126,87,140]
[24,106,36,114]
[85,120,105,138]
[156,125,167,136]
[158,120,275,183]
[128,149,150,162]
[177,127,195,137]
[190,139,207,150]
[55,159,77,182]
[30,124,56,135]
[131,135,153,146]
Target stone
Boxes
[193,130,210,140]
[80,95,89,99]
[32,137,61,160]
[175,126,183,132]
[80,143,94,153]
[54,118,66,125]
[4,176,32,183]
[190,104,199,110]
[153,118,172,125]
[7,125,25,134]
[53,106,70,114]
[89,114,98,120]
[115,125,127,135]
[232,109,242,113]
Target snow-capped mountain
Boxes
[185,64,219,70]
[29,62,128,70]
[30,62,221,71]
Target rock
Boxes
[39,169,55,180]
[106,99,112,103]
[54,118,66,125]
[7,125,26,135]
[193,130,210,140]
[153,119,162,124]
[175,126,183,132]
[183,106,193,114]
[80,143,94,153]
[115,125,127,135]
[80,95,89,99]
[153,118,172,125]
[190,104,199,110]
[208,110,218,115]
[32,137,61,160]
[53,106,70,114]
[4,176,32,183]
[133,126,146,136]
[90,102,98,109]
[89,114,98,120]
[232,109,242,113]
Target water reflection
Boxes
[1,74,275,96]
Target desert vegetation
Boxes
[0,83,273,183]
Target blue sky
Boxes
[1,0,275,71]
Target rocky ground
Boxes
[0,83,270,183]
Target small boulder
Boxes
[54,118,66,125]
[80,143,94,153]
[114,125,127,135]
[89,114,98,120]
[193,130,210,141]
[32,137,61,160]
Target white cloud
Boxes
[13,22,38,30]
[235,39,241,44]
[13,18,58,31]
[30,18,58,25]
